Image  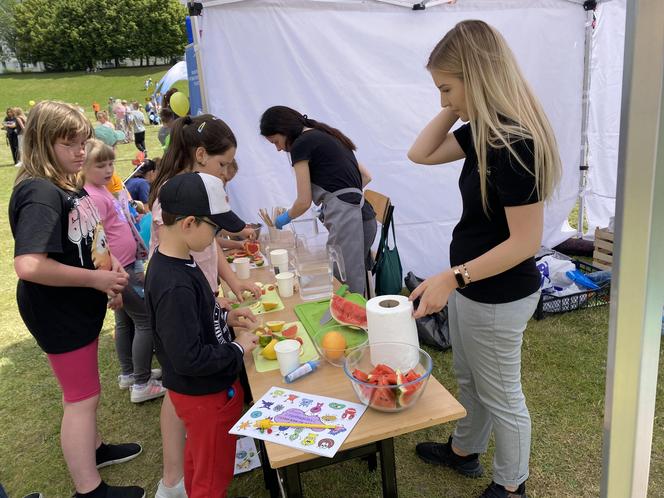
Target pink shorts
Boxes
[47,338,101,403]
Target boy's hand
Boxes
[227,308,258,328]
[229,280,262,302]
[234,330,259,354]
[216,296,235,311]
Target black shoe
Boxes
[479,481,527,498]
[96,442,142,469]
[415,436,484,477]
[74,481,145,498]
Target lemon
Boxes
[266,321,285,332]
[260,338,279,360]
[263,302,278,311]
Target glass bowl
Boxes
[311,324,368,367]
[343,342,432,412]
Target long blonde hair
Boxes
[427,20,561,214]
[14,101,93,191]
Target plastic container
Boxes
[343,342,432,413]
[312,324,368,367]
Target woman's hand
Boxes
[227,308,259,329]
[409,270,457,319]
[229,280,262,302]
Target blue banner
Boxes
[185,44,204,116]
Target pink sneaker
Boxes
[130,379,167,403]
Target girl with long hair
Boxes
[260,106,377,295]
[408,20,561,498]
[9,101,144,497]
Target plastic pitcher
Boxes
[294,233,346,301]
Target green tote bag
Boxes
[373,204,403,296]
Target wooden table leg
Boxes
[283,464,303,498]
[378,437,398,498]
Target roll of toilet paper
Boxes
[366,295,420,368]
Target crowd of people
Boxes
[8,20,561,498]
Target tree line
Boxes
[0,0,187,71]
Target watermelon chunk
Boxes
[370,376,397,409]
[330,294,367,329]
[352,368,370,382]
[244,241,260,255]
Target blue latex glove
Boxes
[275,211,292,230]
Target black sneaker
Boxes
[415,436,484,477]
[479,481,527,498]
[96,442,143,469]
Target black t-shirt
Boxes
[145,249,244,396]
[9,179,108,354]
[3,117,17,137]
[290,129,375,220]
[450,123,541,304]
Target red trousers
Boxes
[169,380,243,498]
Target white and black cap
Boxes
[159,172,245,233]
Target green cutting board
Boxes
[294,292,367,341]
[229,286,285,315]
[252,321,319,373]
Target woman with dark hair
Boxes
[260,105,377,295]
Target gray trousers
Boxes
[114,263,154,384]
[448,289,540,488]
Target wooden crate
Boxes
[593,227,614,270]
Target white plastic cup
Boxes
[269,249,289,274]
[276,271,295,298]
[274,339,302,376]
[234,257,250,279]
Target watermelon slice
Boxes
[244,241,260,255]
[330,294,367,329]
[370,376,397,410]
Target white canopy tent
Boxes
[192,0,624,278]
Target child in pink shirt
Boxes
[84,139,166,404]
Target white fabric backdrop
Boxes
[585,0,625,232]
[198,0,585,278]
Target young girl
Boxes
[125,158,158,205]
[9,101,145,497]
[260,106,377,295]
[84,139,166,404]
[148,114,260,498]
[408,21,561,498]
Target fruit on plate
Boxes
[254,258,265,267]
[330,294,367,329]
[258,334,273,348]
[226,255,235,263]
[321,331,347,360]
[281,325,298,339]
[262,301,278,311]
[266,285,275,292]
[294,336,304,346]
[243,241,260,255]
[242,290,254,300]
[266,321,285,332]
[260,338,278,360]
[234,251,247,258]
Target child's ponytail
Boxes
[149,114,236,208]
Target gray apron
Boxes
[311,184,377,295]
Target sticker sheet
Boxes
[229,387,367,458]
[233,437,261,475]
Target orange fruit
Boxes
[321,331,347,360]
[262,302,278,311]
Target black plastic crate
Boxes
[533,260,611,320]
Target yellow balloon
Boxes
[169,92,189,117]
[28,100,36,106]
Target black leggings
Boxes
[134,131,146,154]
[7,132,19,164]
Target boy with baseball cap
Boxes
[145,172,258,497]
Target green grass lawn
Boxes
[0,67,662,497]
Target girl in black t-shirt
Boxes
[260,106,377,295]
[408,21,561,498]
[9,101,144,497]
[3,107,19,165]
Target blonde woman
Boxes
[408,20,561,498]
